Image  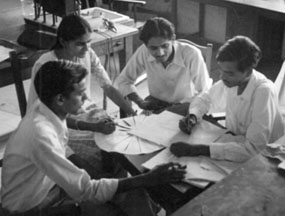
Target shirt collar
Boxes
[38,100,68,135]
[239,69,257,101]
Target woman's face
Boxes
[62,32,92,58]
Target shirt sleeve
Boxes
[31,127,118,204]
[189,81,226,122]
[210,84,282,162]
[90,49,112,87]
[115,45,147,97]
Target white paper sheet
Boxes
[142,148,230,188]
[0,46,12,63]
[94,115,164,155]
[128,111,227,147]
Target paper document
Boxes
[128,111,227,147]
[142,148,230,188]
[0,46,12,63]
[94,115,164,155]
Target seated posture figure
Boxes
[116,17,212,113]
[27,14,135,130]
[171,35,285,162]
[1,60,186,216]
[26,14,136,179]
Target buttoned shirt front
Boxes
[116,41,212,103]
[1,102,118,212]
[190,70,285,162]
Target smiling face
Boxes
[218,61,251,88]
[61,32,92,59]
[146,37,174,63]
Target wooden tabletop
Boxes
[171,153,285,216]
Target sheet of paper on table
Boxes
[94,115,165,155]
[127,111,227,147]
[136,111,241,189]
[0,46,13,63]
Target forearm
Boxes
[126,92,144,106]
[67,117,96,131]
[117,174,149,193]
[103,85,136,115]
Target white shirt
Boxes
[190,70,285,162]
[27,49,111,111]
[116,41,212,103]
[1,102,118,212]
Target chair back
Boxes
[177,39,213,73]
[275,60,285,109]
[9,51,31,118]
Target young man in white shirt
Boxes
[116,17,212,114]
[1,60,186,215]
[170,35,285,162]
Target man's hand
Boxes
[137,99,158,110]
[179,114,197,134]
[170,142,210,157]
[143,162,187,186]
[92,118,116,134]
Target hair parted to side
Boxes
[34,60,88,106]
[52,14,92,50]
[139,17,175,45]
[216,35,262,72]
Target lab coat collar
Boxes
[239,69,259,102]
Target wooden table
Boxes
[0,22,138,87]
[109,103,224,214]
[171,153,285,216]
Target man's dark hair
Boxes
[216,35,262,72]
[52,14,92,50]
[139,17,175,45]
[34,60,88,106]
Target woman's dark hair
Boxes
[52,14,92,50]
[34,60,88,106]
[139,17,175,45]
[216,35,262,72]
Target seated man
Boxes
[170,35,285,162]
[115,17,212,114]
[1,60,186,216]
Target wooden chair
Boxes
[9,51,32,118]
[177,38,213,73]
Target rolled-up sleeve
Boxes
[116,45,147,97]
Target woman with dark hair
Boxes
[170,35,285,163]
[27,14,135,128]
[26,13,133,187]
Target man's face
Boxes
[146,37,174,63]
[63,32,92,59]
[61,78,88,115]
[218,61,251,88]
